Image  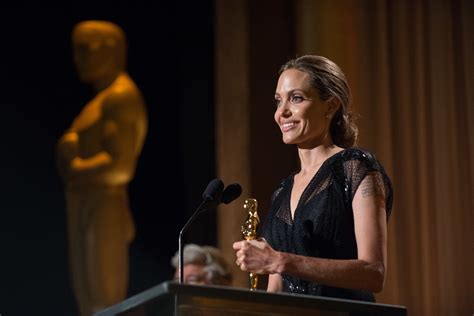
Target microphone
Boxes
[178,179,225,283]
[222,183,242,204]
[200,178,225,209]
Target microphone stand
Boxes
[177,180,240,284]
[178,198,214,283]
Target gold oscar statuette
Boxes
[241,198,260,291]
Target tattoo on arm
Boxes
[361,180,375,197]
[360,173,385,199]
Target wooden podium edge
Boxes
[95,281,407,316]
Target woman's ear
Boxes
[326,97,341,117]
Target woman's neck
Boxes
[297,142,343,175]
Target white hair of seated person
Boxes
[171,244,232,286]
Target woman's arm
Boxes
[267,273,283,292]
[234,173,387,293]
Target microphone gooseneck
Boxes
[178,179,224,283]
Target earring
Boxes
[326,113,331,119]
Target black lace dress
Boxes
[260,148,393,302]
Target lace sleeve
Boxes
[343,149,394,219]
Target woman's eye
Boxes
[274,99,282,107]
[290,95,304,103]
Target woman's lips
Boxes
[281,122,297,132]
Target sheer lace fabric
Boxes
[260,148,393,302]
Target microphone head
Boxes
[202,178,224,201]
[222,183,242,204]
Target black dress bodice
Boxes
[260,148,393,302]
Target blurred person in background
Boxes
[171,244,233,286]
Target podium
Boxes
[95,281,406,316]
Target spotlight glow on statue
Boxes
[56,20,148,316]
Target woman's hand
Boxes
[233,238,282,274]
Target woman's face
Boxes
[274,69,331,148]
[174,263,209,285]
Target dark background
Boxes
[0,3,215,315]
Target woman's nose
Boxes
[278,102,291,117]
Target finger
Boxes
[232,241,245,250]
[240,240,251,250]
[236,249,242,258]
[248,239,268,249]
[248,239,261,246]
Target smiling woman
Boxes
[233,55,393,302]
[274,56,357,149]
[274,68,333,148]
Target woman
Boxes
[171,244,233,286]
[233,55,393,302]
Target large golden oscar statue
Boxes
[56,20,147,316]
